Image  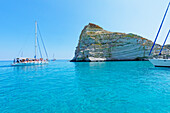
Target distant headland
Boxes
[71,23,169,62]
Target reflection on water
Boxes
[72,61,170,112]
[149,67,170,71]
[0,61,169,113]
[13,64,47,72]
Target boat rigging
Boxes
[149,2,170,67]
[12,21,48,66]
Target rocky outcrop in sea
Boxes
[71,23,168,62]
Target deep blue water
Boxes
[0,60,169,113]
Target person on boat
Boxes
[13,59,15,63]
[17,59,19,63]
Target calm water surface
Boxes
[0,61,169,113]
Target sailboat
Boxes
[52,54,56,61]
[149,2,170,67]
[12,21,48,66]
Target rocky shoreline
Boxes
[70,59,149,62]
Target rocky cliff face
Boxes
[165,44,170,50]
[71,23,166,62]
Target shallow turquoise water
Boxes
[0,61,169,113]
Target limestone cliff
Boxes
[165,44,170,50]
[71,23,166,62]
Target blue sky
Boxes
[0,0,169,60]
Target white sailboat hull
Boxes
[12,61,48,66]
[149,59,170,67]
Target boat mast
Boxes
[159,29,170,55]
[35,21,37,59]
[149,2,170,55]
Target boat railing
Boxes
[153,54,170,59]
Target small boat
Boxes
[149,2,170,67]
[12,21,48,66]
[52,54,56,61]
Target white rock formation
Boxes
[71,23,167,62]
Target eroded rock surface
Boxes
[71,23,166,62]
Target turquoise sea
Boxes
[0,60,169,113]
